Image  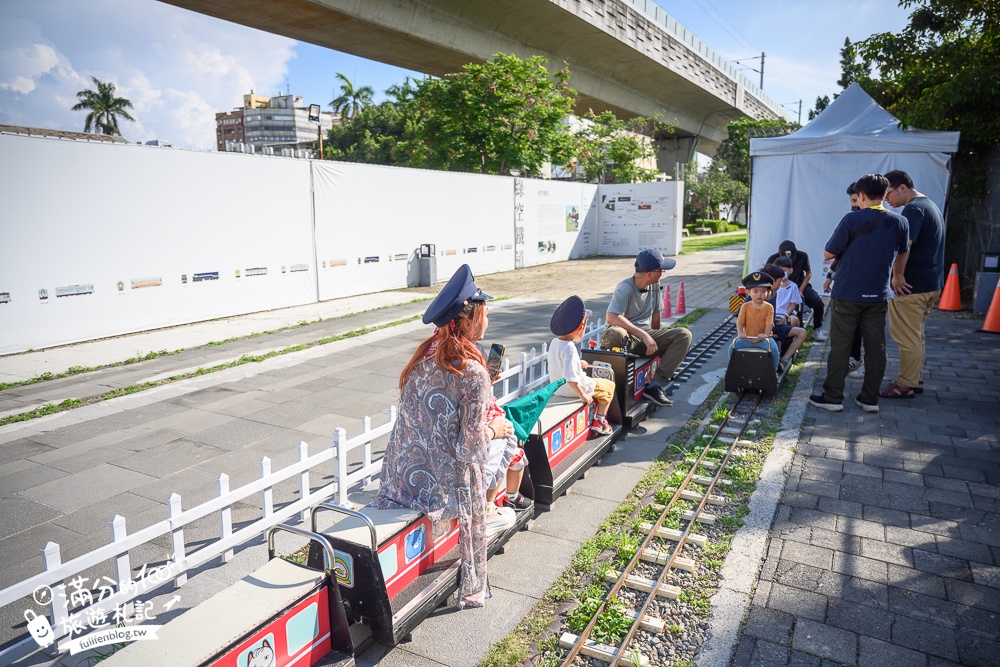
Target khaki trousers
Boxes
[600,326,693,384]
[887,289,940,388]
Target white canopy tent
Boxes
[747,83,960,277]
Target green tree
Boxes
[573,111,670,183]
[685,159,749,220]
[413,53,577,175]
[330,72,375,123]
[854,0,1000,146]
[808,37,870,120]
[714,117,796,186]
[71,76,135,136]
[808,95,830,121]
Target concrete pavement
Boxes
[0,247,745,665]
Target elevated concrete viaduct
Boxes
[161,0,786,166]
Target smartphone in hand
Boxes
[486,343,506,381]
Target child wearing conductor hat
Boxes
[731,272,782,373]
[548,296,617,436]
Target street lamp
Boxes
[308,104,323,159]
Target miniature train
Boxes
[91,345,680,666]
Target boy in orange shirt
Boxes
[730,272,781,372]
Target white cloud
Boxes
[0,0,297,148]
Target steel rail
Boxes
[559,388,759,667]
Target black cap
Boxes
[550,295,592,336]
[422,264,493,327]
[778,240,796,256]
[635,249,676,272]
[742,272,773,289]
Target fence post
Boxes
[261,457,273,518]
[362,416,372,488]
[334,427,349,506]
[298,442,310,521]
[110,516,134,616]
[502,359,511,397]
[520,352,528,396]
[218,474,233,563]
[42,542,69,641]
[167,494,187,588]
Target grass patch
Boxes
[0,315,422,428]
[673,307,709,329]
[679,232,747,254]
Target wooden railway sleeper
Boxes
[604,569,682,599]
[558,633,649,667]
[662,486,726,505]
[638,523,707,547]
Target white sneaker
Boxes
[814,329,827,341]
[485,502,516,535]
[848,364,865,379]
[849,358,863,372]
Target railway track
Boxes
[671,315,736,387]
[557,387,763,666]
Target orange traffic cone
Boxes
[979,276,1000,334]
[676,282,687,315]
[661,284,672,319]
[938,263,961,311]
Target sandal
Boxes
[914,381,924,394]
[880,381,915,399]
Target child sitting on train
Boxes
[773,256,802,326]
[548,295,616,437]
[732,272,781,373]
[759,264,807,368]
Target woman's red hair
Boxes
[399,302,487,390]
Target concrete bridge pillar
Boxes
[655,136,700,178]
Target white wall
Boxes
[0,134,315,355]
[312,162,515,299]
[0,134,685,354]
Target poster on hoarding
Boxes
[597,181,683,257]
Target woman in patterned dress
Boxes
[371,265,514,608]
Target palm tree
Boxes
[72,76,135,136]
[329,73,374,123]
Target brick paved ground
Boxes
[732,316,1000,667]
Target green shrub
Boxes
[696,219,729,234]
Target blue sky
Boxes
[0,0,913,151]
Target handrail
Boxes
[309,502,378,552]
[266,524,338,570]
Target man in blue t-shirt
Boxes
[809,174,909,414]
[880,170,945,399]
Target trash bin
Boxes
[418,244,437,287]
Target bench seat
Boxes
[101,558,324,666]
[324,506,423,549]
[535,394,587,434]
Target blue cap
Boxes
[422,264,493,327]
[742,271,773,289]
[635,249,676,272]
[550,295,592,336]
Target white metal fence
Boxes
[0,319,605,663]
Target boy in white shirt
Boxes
[548,296,616,436]
[774,256,802,326]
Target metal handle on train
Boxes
[309,502,379,552]
[266,524,338,570]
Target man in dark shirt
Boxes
[809,174,909,414]
[767,240,825,340]
[880,170,945,399]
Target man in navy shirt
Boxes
[809,174,909,413]
[880,170,945,399]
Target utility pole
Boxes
[797,100,802,125]
[735,53,766,90]
[759,52,765,90]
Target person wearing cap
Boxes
[767,239,826,341]
[601,249,693,406]
[731,272,781,372]
[371,264,515,609]
[548,296,616,436]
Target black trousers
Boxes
[802,284,824,328]
[822,299,887,404]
